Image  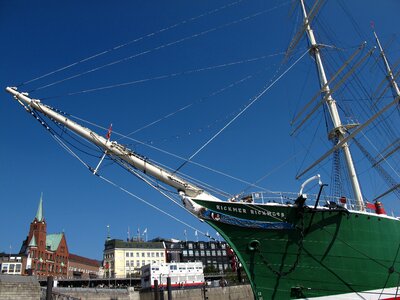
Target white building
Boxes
[0,255,25,275]
[103,239,166,278]
[141,261,204,288]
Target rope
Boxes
[43,53,284,99]
[30,1,292,92]
[21,98,218,240]
[68,114,280,194]
[17,0,246,88]
[361,132,400,178]
[97,174,208,237]
[175,48,310,172]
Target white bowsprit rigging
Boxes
[5,86,296,240]
[8,86,223,240]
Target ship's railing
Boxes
[245,191,366,211]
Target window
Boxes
[199,243,204,249]
[200,250,205,256]
[136,253,139,257]
[126,261,130,267]
[2,264,8,273]
[188,243,193,249]
[156,253,159,257]
[211,250,216,256]
[160,253,164,257]
[206,250,210,256]
[188,250,194,256]
[141,260,145,266]
[142,253,145,257]
[183,250,188,257]
[9,264,15,273]
[151,252,154,257]
[169,265,177,270]
[130,252,134,257]
[130,261,134,267]
[147,252,150,257]
[195,250,199,256]
[211,243,215,249]
[126,252,129,257]
[136,261,140,267]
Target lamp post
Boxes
[129,262,131,287]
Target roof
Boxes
[28,235,37,247]
[46,233,64,251]
[104,239,165,250]
[69,253,101,267]
[35,193,44,222]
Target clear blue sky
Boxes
[1,0,399,259]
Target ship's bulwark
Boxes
[193,199,400,299]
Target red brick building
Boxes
[68,254,101,279]
[19,195,69,279]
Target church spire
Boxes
[35,192,44,222]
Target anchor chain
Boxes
[251,213,305,277]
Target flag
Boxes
[106,123,113,140]
[142,228,147,235]
[216,232,220,236]
[184,229,187,236]
[194,230,197,236]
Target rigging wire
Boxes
[27,93,299,221]
[361,132,400,178]
[41,112,214,239]
[42,52,285,100]
[239,154,298,195]
[29,1,293,93]
[67,113,279,194]
[17,0,246,88]
[174,48,310,173]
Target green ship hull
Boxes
[193,199,400,299]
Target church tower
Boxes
[28,193,47,253]
[20,193,69,278]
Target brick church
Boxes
[19,195,69,279]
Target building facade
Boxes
[0,254,27,275]
[68,254,101,279]
[103,239,166,278]
[158,239,231,273]
[19,195,69,279]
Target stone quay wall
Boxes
[0,275,41,300]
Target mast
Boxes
[373,30,400,98]
[299,0,364,210]
[5,87,210,199]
